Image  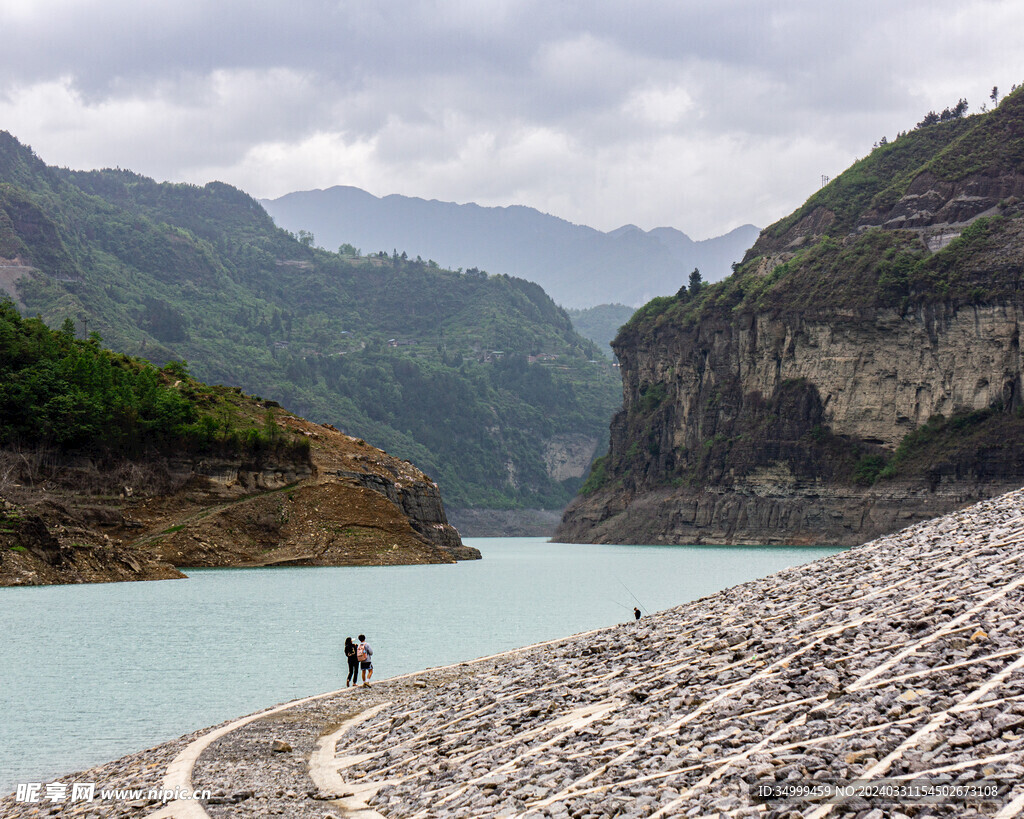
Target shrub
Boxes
[580,454,608,495]
[853,454,887,485]
[638,383,668,413]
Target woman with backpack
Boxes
[344,637,359,687]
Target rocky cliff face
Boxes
[556,301,1024,546]
[543,434,599,482]
[557,90,1024,546]
[623,302,1023,452]
[1,414,475,586]
[0,498,185,585]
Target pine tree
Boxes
[689,268,703,296]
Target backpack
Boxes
[357,643,368,662]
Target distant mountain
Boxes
[566,304,637,358]
[261,187,758,309]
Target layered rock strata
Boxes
[447,507,564,537]
[0,415,475,586]
[556,301,1024,546]
[6,488,1024,817]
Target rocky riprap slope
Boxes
[6,488,1024,817]
[558,87,1024,547]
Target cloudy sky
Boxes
[0,1,1020,238]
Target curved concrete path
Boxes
[146,689,349,818]
[143,630,612,818]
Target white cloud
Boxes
[623,84,695,127]
[0,0,1022,236]
[219,132,378,196]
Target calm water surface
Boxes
[0,537,842,792]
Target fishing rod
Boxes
[618,578,650,614]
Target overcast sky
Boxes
[0,1,1020,238]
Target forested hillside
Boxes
[0,299,306,460]
[0,300,477,585]
[0,132,621,509]
[566,304,636,358]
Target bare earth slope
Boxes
[0,409,475,587]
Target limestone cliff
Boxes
[557,89,1024,546]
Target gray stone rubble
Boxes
[5,488,1024,817]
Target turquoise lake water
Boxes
[0,537,842,793]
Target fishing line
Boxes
[618,578,649,613]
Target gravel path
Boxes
[5,488,1024,817]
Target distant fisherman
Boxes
[634,607,641,621]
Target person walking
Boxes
[357,634,374,687]
[344,637,359,687]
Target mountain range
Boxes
[0,131,621,514]
[261,186,758,309]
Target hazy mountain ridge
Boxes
[261,186,758,309]
[565,304,637,358]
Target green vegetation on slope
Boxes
[0,299,309,461]
[621,88,1024,338]
[0,134,620,508]
[765,119,976,242]
[875,406,1024,485]
[761,87,1024,248]
[625,209,1022,335]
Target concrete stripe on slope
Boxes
[144,628,614,818]
[308,703,392,819]
[145,690,353,818]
